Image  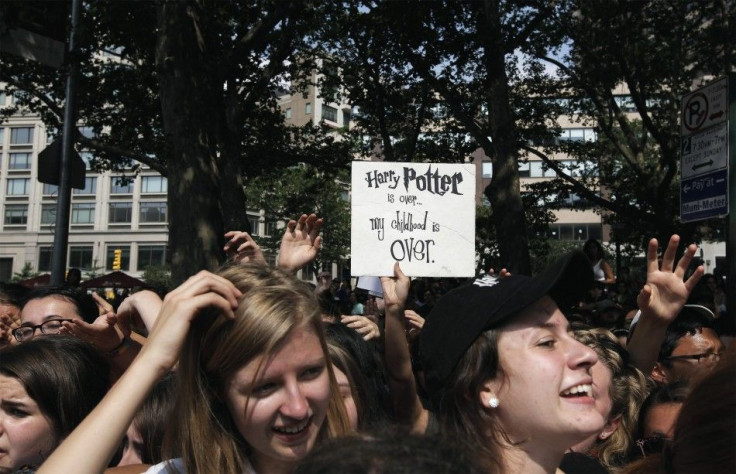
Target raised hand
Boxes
[380,262,410,312]
[61,312,126,353]
[637,235,703,326]
[277,214,323,273]
[0,306,21,346]
[341,315,380,341]
[91,292,115,316]
[224,230,266,265]
[116,289,163,334]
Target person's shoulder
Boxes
[104,464,152,474]
[143,458,185,474]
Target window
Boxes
[140,202,167,223]
[141,176,167,194]
[559,128,596,143]
[518,162,530,178]
[547,223,602,241]
[111,176,134,194]
[43,183,58,195]
[41,204,57,225]
[264,220,278,236]
[247,214,260,236]
[305,102,312,115]
[73,177,97,195]
[529,161,557,178]
[0,92,5,107]
[322,105,337,122]
[106,245,130,271]
[8,153,31,169]
[38,246,53,272]
[10,127,33,145]
[138,245,167,270]
[71,203,95,224]
[4,205,28,225]
[482,162,493,179]
[285,108,292,119]
[68,246,93,269]
[342,109,350,126]
[109,202,133,224]
[0,128,4,145]
[6,178,30,195]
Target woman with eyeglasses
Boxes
[624,350,736,474]
[0,336,109,471]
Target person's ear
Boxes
[479,379,501,409]
[598,414,622,440]
[651,362,670,384]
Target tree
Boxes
[1,0,351,284]
[524,0,735,249]
[244,164,351,274]
[11,262,40,282]
[320,0,570,274]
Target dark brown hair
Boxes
[435,329,506,472]
[0,335,110,439]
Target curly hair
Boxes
[573,326,648,470]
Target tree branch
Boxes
[521,144,653,223]
[77,135,166,174]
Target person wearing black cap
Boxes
[414,250,607,474]
[379,251,603,473]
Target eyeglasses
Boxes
[12,319,72,342]
[665,352,722,365]
[636,435,669,457]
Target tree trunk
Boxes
[479,0,531,275]
[156,0,225,284]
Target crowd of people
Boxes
[0,213,733,474]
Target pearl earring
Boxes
[489,396,499,408]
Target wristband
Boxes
[104,336,131,357]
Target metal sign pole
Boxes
[50,0,82,286]
[727,73,735,326]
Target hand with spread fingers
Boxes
[637,234,704,325]
[277,213,323,273]
[341,315,380,341]
[628,234,704,374]
[223,230,266,265]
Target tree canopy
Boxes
[2,0,732,280]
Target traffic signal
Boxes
[112,249,122,270]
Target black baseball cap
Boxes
[419,250,593,403]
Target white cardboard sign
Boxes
[350,161,476,277]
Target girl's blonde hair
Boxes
[163,263,350,473]
[573,326,648,471]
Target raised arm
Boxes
[277,213,323,273]
[380,262,428,433]
[223,230,267,265]
[38,271,241,474]
[627,235,703,374]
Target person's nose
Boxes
[279,382,309,419]
[569,338,598,370]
